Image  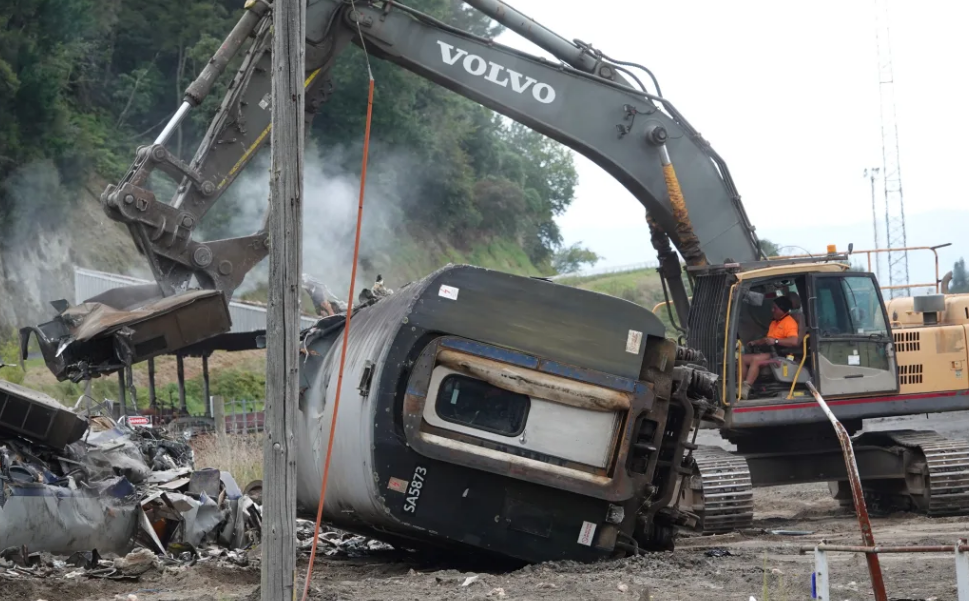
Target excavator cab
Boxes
[687,259,899,417]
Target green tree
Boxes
[759,238,781,258]
[474,177,527,237]
[553,243,601,274]
[0,0,107,184]
[0,0,577,269]
[951,258,969,293]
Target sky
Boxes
[492,1,969,282]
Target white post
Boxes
[813,547,829,600]
[212,396,226,440]
[956,540,969,601]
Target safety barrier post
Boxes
[806,541,969,601]
[812,547,829,600]
[957,539,969,600]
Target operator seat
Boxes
[754,292,812,393]
[761,292,812,390]
[762,292,809,366]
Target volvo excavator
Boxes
[19,0,969,562]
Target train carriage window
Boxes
[436,375,529,437]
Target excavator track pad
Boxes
[850,429,969,516]
[678,445,754,534]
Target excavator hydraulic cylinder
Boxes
[154,0,269,146]
[646,126,706,268]
[185,0,269,107]
[462,0,599,73]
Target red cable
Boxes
[300,76,375,601]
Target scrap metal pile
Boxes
[0,379,261,581]
[295,519,395,558]
[0,379,398,582]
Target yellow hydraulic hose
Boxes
[651,297,693,314]
[786,334,811,400]
[736,339,744,400]
[721,284,737,406]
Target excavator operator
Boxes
[741,296,799,399]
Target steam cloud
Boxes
[209,141,412,301]
[0,139,413,336]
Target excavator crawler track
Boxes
[883,430,969,516]
[679,446,754,534]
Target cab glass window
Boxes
[435,375,529,436]
[843,276,888,335]
[816,276,887,336]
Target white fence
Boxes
[73,266,318,333]
[550,260,660,281]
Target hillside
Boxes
[1,0,579,275]
[239,232,546,304]
[557,269,663,305]
[0,0,586,315]
[557,268,678,332]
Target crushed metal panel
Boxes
[65,289,228,343]
[26,289,232,381]
[0,380,87,448]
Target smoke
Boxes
[0,161,89,330]
[0,137,417,337]
[0,160,68,246]
[0,137,418,336]
[206,140,416,301]
[121,263,156,283]
[0,159,169,339]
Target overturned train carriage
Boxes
[295,265,713,563]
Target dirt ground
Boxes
[12,414,969,601]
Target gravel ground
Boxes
[13,413,969,601]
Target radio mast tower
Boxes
[874,0,910,297]
[864,167,883,281]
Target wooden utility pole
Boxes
[262,0,304,598]
[212,395,226,440]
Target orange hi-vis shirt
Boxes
[766,314,799,341]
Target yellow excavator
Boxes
[675,243,969,533]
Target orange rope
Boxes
[300,76,375,601]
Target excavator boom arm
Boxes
[99,0,761,320]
